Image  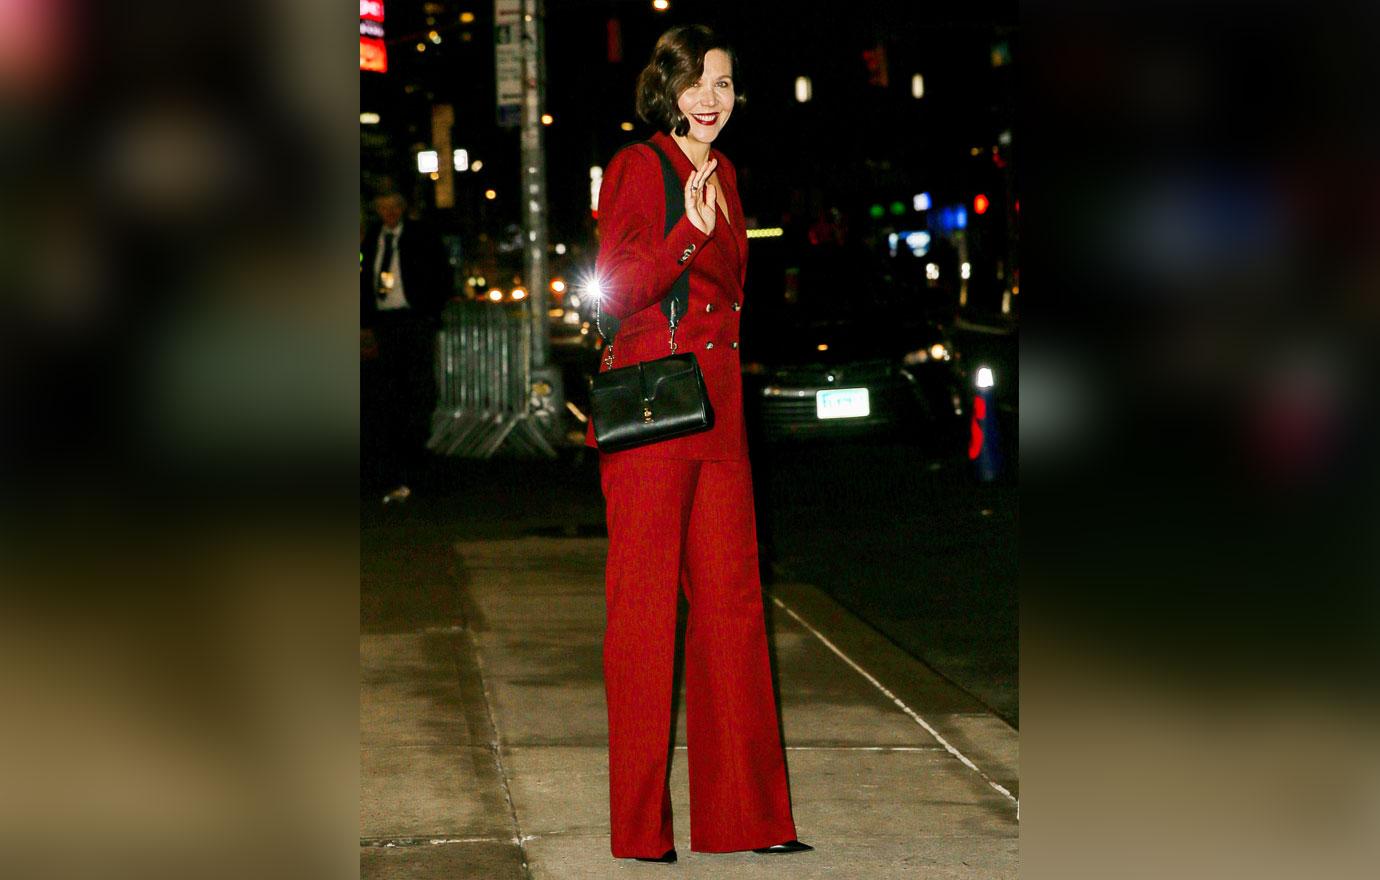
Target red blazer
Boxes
[585,131,751,460]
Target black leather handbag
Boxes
[589,141,715,452]
[590,346,714,452]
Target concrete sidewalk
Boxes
[361,531,1018,878]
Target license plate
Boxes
[816,387,870,419]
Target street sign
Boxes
[495,0,522,127]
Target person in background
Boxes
[360,191,450,504]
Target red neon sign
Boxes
[360,1,387,73]
[361,38,387,73]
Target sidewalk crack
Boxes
[450,556,535,880]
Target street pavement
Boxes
[361,492,1019,878]
[756,442,1019,727]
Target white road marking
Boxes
[361,836,511,847]
[673,745,943,752]
[771,595,1019,811]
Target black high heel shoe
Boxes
[752,839,814,854]
[634,849,678,863]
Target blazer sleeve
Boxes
[404,224,452,320]
[361,227,379,328]
[595,146,712,320]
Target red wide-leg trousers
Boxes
[599,454,798,857]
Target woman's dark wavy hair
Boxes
[635,25,745,136]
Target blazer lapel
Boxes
[652,133,747,272]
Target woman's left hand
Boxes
[684,158,718,236]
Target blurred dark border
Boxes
[1024,3,1380,878]
[1,3,359,879]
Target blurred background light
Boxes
[416,150,439,174]
[913,192,931,211]
[933,205,968,232]
[795,76,812,103]
[453,148,469,172]
[359,112,380,125]
[912,73,925,99]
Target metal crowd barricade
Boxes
[428,299,557,458]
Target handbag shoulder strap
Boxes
[643,142,692,333]
[594,140,692,352]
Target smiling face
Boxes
[676,48,734,146]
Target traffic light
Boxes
[973,194,990,215]
[607,18,622,63]
[862,45,889,88]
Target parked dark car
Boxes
[740,236,967,448]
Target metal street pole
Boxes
[521,0,549,365]
[519,0,564,439]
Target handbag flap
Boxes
[643,357,699,400]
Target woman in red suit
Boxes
[585,25,812,863]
